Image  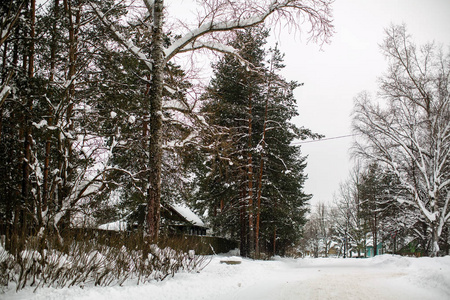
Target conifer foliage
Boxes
[193,27,318,257]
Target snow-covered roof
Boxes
[171,204,206,228]
[98,203,206,231]
[98,220,127,231]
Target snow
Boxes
[32,120,47,129]
[2,28,9,40]
[163,99,187,110]
[0,84,11,100]
[4,254,449,300]
[98,220,127,231]
[171,204,206,227]
[91,4,153,71]
[220,256,242,264]
[128,115,136,124]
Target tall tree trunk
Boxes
[247,95,254,257]
[255,157,262,258]
[42,0,59,215]
[18,0,36,252]
[146,0,164,242]
[7,24,20,255]
[272,226,277,256]
[255,86,270,258]
[255,53,276,258]
[373,213,377,257]
[57,0,79,232]
[28,0,35,78]
[240,185,247,257]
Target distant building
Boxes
[366,242,383,257]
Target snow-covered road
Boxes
[5,254,450,300]
[221,257,445,300]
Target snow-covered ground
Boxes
[4,254,450,300]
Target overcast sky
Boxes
[169,0,450,207]
[273,0,450,207]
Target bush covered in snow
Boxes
[0,233,209,293]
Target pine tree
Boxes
[256,46,314,256]
[194,27,268,256]
[193,26,316,257]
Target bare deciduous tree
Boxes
[353,25,450,256]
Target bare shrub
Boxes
[0,231,210,292]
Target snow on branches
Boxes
[353,25,450,256]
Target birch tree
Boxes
[92,0,333,241]
[353,25,450,256]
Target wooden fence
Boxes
[70,228,238,255]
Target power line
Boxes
[292,134,357,145]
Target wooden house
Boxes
[99,203,208,236]
[162,204,208,236]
